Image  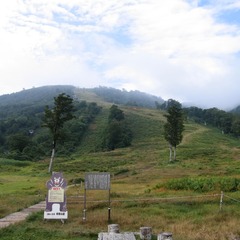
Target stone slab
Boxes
[98,232,136,240]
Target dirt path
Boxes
[0,201,45,229]
[181,125,208,145]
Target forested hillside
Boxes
[0,86,102,161]
[0,85,162,161]
[1,85,240,162]
[231,105,240,115]
[0,85,75,107]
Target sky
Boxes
[1,0,240,110]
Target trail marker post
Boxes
[220,191,224,211]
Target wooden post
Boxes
[83,188,87,221]
[220,191,224,211]
[48,147,55,173]
[108,189,111,223]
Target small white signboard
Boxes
[44,203,68,219]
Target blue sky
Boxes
[1,0,240,110]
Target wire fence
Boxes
[68,193,207,204]
[224,194,240,203]
[67,191,240,210]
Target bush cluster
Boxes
[163,177,240,192]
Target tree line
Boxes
[183,106,240,137]
[158,101,240,138]
[92,86,163,108]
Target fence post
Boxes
[220,191,224,211]
[83,188,87,221]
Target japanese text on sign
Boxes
[85,173,110,190]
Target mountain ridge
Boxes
[1,85,239,113]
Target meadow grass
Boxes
[1,107,240,239]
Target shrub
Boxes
[163,177,240,192]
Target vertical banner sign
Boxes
[44,172,68,220]
[83,173,111,222]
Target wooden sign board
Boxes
[85,173,110,190]
[83,172,111,222]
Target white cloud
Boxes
[0,0,240,110]
[100,0,240,109]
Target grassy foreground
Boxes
[1,106,240,240]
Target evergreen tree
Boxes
[231,119,240,137]
[164,99,184,162]
[102,105,132,150]
[42,93,75,173]
[108,104,125,122]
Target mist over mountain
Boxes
[0,85,164,109]
[1,85,239,113]
[0,85,75,107]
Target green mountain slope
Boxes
[0,85,166,160]
[66,104,240,179]
[1,86,240,240]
